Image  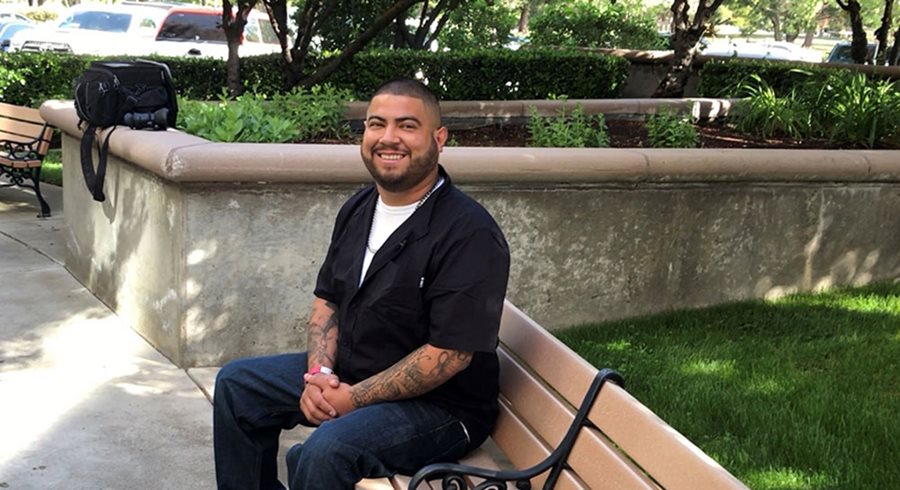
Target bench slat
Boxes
[0,102,46,123]
[0,118,48,140]
[500,301,598,408]
[498,348,658,490]
[493,399,587,490]
[0,156,42,169]
[590,383,748,490]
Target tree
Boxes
[267,0,421,88]
[653,0,726,98]
[873,0,894,63]
[836,0,869,63]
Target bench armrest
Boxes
[1,139,41,161]
[408,369,625,490]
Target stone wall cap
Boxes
[41,101,900,184]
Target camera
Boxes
[124,108,169,130]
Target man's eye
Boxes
[368,122,384,128]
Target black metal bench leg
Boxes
[30,167,52,218]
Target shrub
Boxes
[732,75,811,140]
[699,59,841,98]
[0,52,90,107]
[1,49,628,105]
[646,109,700,148]
[814,73,900,149]
[177,85,352,143]
[528,102,610,148]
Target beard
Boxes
[361,139,439,193]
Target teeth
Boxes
[380,153,404,161]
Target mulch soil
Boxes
[307,119,836,149]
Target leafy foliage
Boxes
[646,109,700,148]
[529,0,666,50]
[528,103,610,148]
[732,74,812,140]
[1,49,627,106]
[731,72,900,148]
[0,52,91,107]
[329,49,630,100]
[436,0,518,51]
[177,85,352,143]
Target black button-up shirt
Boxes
[314,166,510,446]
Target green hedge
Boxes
[697,58,898,98]
[328,49,629,100]
[0,48,628,107]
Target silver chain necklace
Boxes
[366,178,440,254]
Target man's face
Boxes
[361,94,448,193]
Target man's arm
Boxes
[324,343,472,415]
[306,297,338,370]
[300,297,341,425]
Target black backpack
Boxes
[74,60,177,202]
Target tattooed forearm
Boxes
[306,298,338,368]
[350,344,473,409]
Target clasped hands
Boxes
[300,372,355,425]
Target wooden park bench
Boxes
[358,301,748,490]
[1,102,54,217]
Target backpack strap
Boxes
[79,124,117,202]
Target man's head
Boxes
[361,78,448,195]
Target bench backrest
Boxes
[495,301,748,490]
[0,102,54,158]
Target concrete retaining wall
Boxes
[42,101,900,367]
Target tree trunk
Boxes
[653,0,725,98]
[873,0,894,64]
[802,29,815,48]
[837,0,869,64]
[890,26,900,65]
[222,1,254,97]
[770,13,783,42]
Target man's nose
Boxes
[381,124,400,143]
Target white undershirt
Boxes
[360,178,445,285]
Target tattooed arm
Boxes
[306,297,339,371]
[300,297,341,425]
[323,344,473,416]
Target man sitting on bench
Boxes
[213,78,511,490]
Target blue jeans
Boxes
[213,353,469,490]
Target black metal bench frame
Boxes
[1,108,53,218]
[408,369,625,490]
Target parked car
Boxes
[825,41,878,64]
[0,21,33,52]
[150,6,280,59]
[8,3,170,55]
[0,6,32,24]
[700,40,821,63]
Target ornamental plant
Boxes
[528,102,610,148]
[646,109,700,148]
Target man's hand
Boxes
[321,382,356,417]
[300,373,340,425]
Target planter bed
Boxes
[40,99,900,368]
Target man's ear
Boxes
[434,126,449,152]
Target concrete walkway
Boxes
[0,182,313,489]
[0,183,218,489]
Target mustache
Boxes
[371,142,408,153]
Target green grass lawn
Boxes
[557,282,900,490]
[40,149,62,187]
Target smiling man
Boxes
[213,78,510,490]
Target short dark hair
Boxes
[371,78,442,124]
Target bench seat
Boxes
[357,301,747,490]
